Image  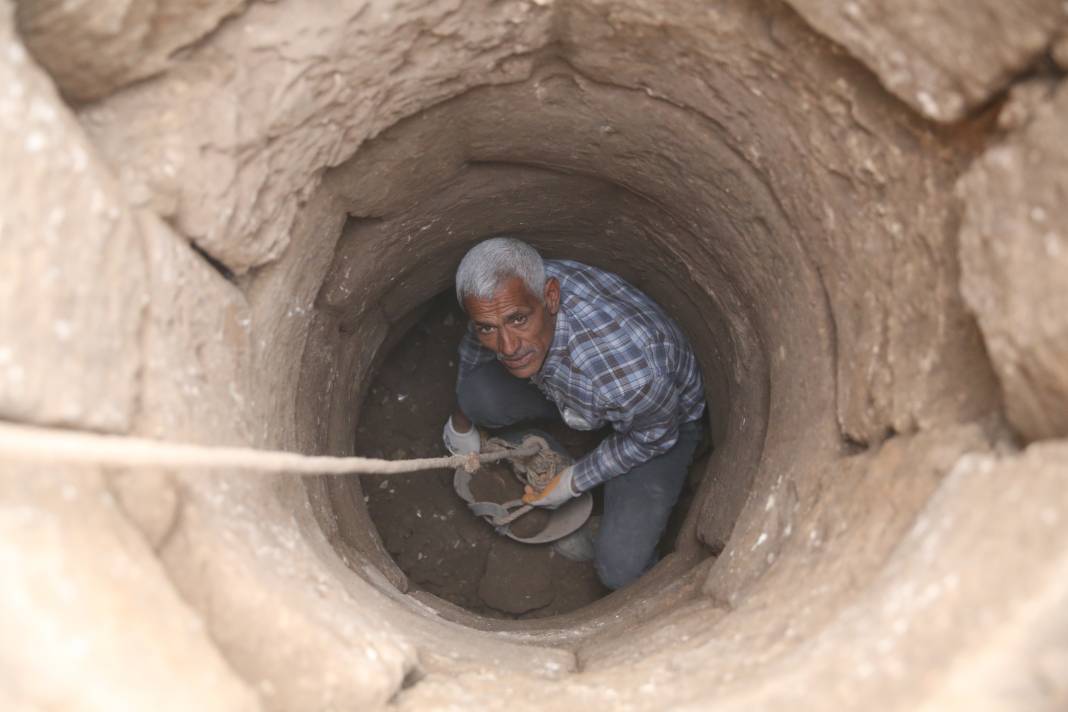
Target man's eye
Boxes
[512,314,528,325]
[476,325,495,335]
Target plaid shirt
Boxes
[457,259,705,492]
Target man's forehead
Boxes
[466,299,534,323]
[491,275,537,300]
[464,277,538,317]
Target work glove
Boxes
[522,466,578,509]
[443,416,481,456]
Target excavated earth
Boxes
[2,0,1068,710]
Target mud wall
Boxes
[2,0,1068,710]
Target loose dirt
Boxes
[356,293,609,617]
[467,461,551,539]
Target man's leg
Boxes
[457,361,557,429]
[594,421,702,590]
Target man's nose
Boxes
[498,328,519,356]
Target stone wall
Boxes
[2,0,1067,709]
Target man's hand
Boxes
[522,466,577,509]
[443,416,481,455]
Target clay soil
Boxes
[355,293,610,618]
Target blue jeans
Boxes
[458,361,701,590]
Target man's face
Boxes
[464,276,560,379]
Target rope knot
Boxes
[462,451,481,473]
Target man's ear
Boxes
[544,278,561,315]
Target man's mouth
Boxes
[501,350,536,369]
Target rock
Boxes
[783,0,1066,122]
[77,0,554,273]
[958,83,1068,441]
[138,211,253,446]
[1053,32,1068,71]
[107,468,180,549]
[478,538,555,614]
[997,79,1059,132]
[0,465,259,711]
[15,0,250,103]
[0,4,145,432]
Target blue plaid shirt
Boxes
[457,259,705,492]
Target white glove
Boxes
[522,466,578,509]
[443,416,481,455]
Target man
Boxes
[442,237,705,590]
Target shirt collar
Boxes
[531,303,570,385]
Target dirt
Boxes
[478,538,555,614]
[355,293,610,618]
[467,462,551,538]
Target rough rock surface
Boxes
[15,0,249,103]
[393,442,1068,711]
[2,0,1067,710]
[77,0,554,273]
[958,83,1068,441]
[1054,31,1068,70]
[0,466,259,711]
[0,2,145,432]
[784,0,1067,122]
[479,539,556,614]
[137,210,253,446]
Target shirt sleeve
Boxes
[569,369,681,492]
[456,323,496,390]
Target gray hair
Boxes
[455,237,546,306]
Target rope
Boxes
[0,421,541,476]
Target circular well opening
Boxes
[298,66,816,629]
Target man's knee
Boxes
[457,368,506,429]
[594,542,654,591]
